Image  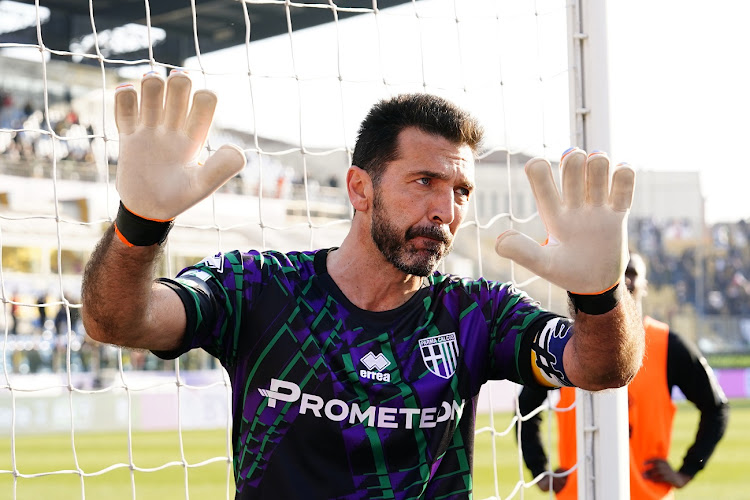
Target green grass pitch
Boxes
[1,400,746,499]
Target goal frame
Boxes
[568,1,630,498]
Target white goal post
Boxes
[568,1,630,499]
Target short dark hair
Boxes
[351,93,484,185]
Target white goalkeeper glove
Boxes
[113,71,246,245]
[495,148,635,299]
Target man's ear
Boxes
[347,165,373,213]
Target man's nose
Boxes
[430,188,456,225]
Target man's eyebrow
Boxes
[412,170,476,190]
[413,169,449,180]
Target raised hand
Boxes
[495,148,635,294]
[114,70,246,222]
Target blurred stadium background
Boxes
[0,0,748,498]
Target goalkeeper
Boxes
[81,71,645,499]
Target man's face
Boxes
[369,127,475,276]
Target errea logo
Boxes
[360,352,391,382]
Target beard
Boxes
[370,191,453,276]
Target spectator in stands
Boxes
[54,305,68,336]
[36,292,48,331]
[9,292,19,335]
[631,215,750,319]
[0,89,96,165]
[517,253,729,499]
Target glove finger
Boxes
[495,229,550,277]
[139,73,165,128]
[610,163,635,211]
[585,152,610,206]
[185,90,218,144]
[560,148,585,209]
[163,71,192,131]
[525,158,562,220]
[196,144,247,191]
[114,84,138,135]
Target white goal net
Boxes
[0,0,591,498]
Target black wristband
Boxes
[114,202,174,247]
[567,282,623,315]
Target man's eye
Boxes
[456,187,470,198]
[417,178,430,186]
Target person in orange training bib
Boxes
[517,253,729,499]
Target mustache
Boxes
[406,225,451,245]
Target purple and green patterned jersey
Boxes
[154,248,574,499]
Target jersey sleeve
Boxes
[667,331,730,477]
[486,282,575,388]
[151,250,262,366]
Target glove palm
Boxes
[114,72,245,221]
[495,149,635,294]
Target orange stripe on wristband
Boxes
[113,223,135,247]
[115,203,175,246]
[570,280,620,296]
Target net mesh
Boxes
[0,0,576,498]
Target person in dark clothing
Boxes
[517,253,729,499]
[36,293,47,331]
[9,292,19,335]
